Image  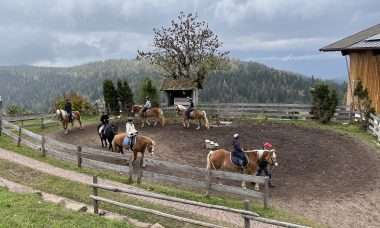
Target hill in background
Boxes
[0,59,345,112]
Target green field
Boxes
[0,187,132,228]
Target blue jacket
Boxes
[232,138,245,159]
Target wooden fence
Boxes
[162,103,352,121]
[0,119,270,208]
[90,176,309,228]
[368,113,380,141]
[3,113,57,129]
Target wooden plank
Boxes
[45,137,78,151]
[142,171,206,189]
[210,170,266,184]
[144,159,205,176]
[210,184,264,199]
[81,157,130,173]
[90,195,227,228]
[244,215,310,228]
[90,183,259,217]
[21,128,42,141]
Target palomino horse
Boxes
[131,105,165,128]
[112,133,156,182]
[56,109,82,134]
[206,149,278,189]
[176,104,209,130]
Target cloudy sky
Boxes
[1,0,379,80]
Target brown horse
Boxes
[111,133,156,160]
[131,105,165,128]
[56,109,82,134]
[175,104,209,130]
[206,149,278,189]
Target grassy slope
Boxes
[0,187,131,228]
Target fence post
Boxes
[40,117,44,129]
[205,169,212,196]
[264,177,269,209]
[93,176,99,214]
[17,126,21,147]
[77,146,82,168]
[21,120,24,128]
[128,156,134,184]
[137,155,144,184]
[41,135,46,157]
[244,200,250,228]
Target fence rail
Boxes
[162,103,352,121]
[90,177,309,228]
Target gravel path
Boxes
[0,148,278,228]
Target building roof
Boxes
[320,23,380,52]
[160,79,197,91]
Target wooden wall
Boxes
[347,51,380,113]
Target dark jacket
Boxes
[100,114,109,125]
[232,138,245,159]
[64,102,72,113]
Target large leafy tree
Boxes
[137,12,229,89]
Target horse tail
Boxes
[159,109,166,126]
[206,150,216,170]
[203,111,210,129]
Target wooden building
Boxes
[160,79,199,107]
[320,24,380,113]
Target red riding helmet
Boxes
[263,142,273,149]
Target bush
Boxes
[54,93,95,115]
[354,81,375,129]
[6,104,29,115]
[310,84,338,123]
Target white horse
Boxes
[56,109,82,134]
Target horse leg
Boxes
[196,119,201,130]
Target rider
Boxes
[142,96,151,116]
[99,111,110,135]
[125,117,138,151]
[100,111,109,125]
[185,97,194,119]
[231,133,247,173]
[64,98,73,122]
[256,142,275,188]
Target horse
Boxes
[112,133,156,182]
[175,104,209,130]
[131,105,166,128]
[206,149,278,190]
[97,123,118,150]
[56,109,82,134]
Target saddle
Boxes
[230,152,248,168]
[123,135,137,150]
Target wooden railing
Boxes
[162,103,352,121]
[3,113,57,129]
[0,119,270,208]
[90,176,309,228]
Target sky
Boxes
[0,0,379,81]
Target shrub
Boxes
[310,84,338,123]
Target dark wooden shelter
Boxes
[320,23,380,113]
[160,79,199,107]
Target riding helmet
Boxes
[233,133,239,139]
[263,142,273,149]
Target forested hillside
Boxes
[0,59,345,112]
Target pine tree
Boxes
[139,78,159,107]
[117,79,134,111]
[103,80,119,113]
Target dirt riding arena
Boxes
[50,121,380,228]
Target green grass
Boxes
[0,187,132,227]
[0,158,227,228]
[0,135,321,228]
